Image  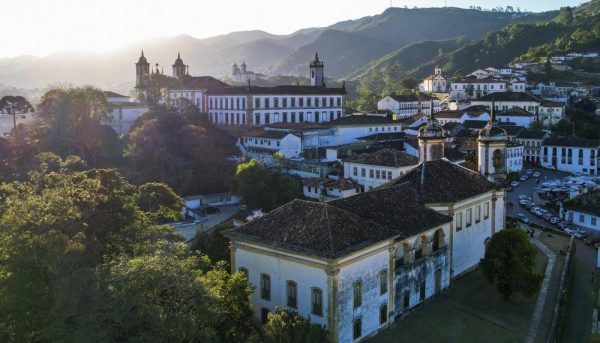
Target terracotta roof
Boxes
[542,136,600,148]
[357,132,407,142]
[174,76,230,90]
[382,159,496,203]
[500,125,525,137]
[453,78,505,84]
[497,106,535,117]
[568,191,600,216]
[242,130,296,139]
[328,115,398,126]
[444,147,465,162]
[388,94,436,102]
[207,85,346,95]
[541,101,564,108]
[303,178,360,190]
[516,130,548,140]
[343,148,418,168]
[266,122,325,130]
[224,199,399,259]
[434,110,463,119]
[104,91,127,98]
[477,92,542,102]
[463,120,487,130]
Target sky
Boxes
[0,0,585,58]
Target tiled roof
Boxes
[303,178,360,190]
[542,136,600,148]
[516,130,548,140]
[541,101,564,108]
[343,148,418,168]
[497,106,534,117]
[477,92,542,102]
[241,130,295,139]
[207,85,346,95]
[382,159,496,203]
[462,105,489,112]
[444,147,465,162]
[388,94,436,102]
[174,76,230,90]
[500,125,525,137]
[463,120,487,130]
[328,115,398,126]
[104,91,127,98]
[224,199,399,259]
[357,132,407,141]
[434,110,463,119]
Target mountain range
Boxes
[0,7,561,95]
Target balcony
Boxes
[395,246,449,274]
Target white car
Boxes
[517,214,530,224]
[564,227,580,235]
[533,172,541,178]
[511,181,520,187]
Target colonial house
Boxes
[566,192,600,231]
[539,101,565,126]
[101,91,148,135]
[377,94,440,118]
[496,107,537,127]
[507,141,524,173]
[471,92,542,115]
[515,130,549,163]
[541,136,600,175]
[449,78,507,99]
[342,149,418,191]
[239,131,302,163]
[302,178,361,201]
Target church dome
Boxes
[418,120,445,139]
[173,53,185,66]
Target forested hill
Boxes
[0,6,556,92]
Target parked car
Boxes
[517,214,530,224]
[542,213,553,221]
[510,181,520,187]
[564,227,580,235]
[533,172,541,178]
[520,175,529,182]
[574,231,590,239]
[518,195,529,200]
[550,217,559,224]
[526,169,534,175]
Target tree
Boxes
[190,221,235,265]
[0,96,34,146]
[529,120,544,131]
[263,309,330,343]
[558,7,574,25]
[552,119,574,136]
[232,160,301,211]
[136,182,184,223]
[481,228,543,299]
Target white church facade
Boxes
[225,106,508,342]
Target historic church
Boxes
[225,105,509,343]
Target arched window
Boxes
[307,98,312,107]
[291,98,296,107]
[353,281,362,308]
[282,98,287,108]
[432,229,445,251]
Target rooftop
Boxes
[343,148,418,168]
[516,130,548,140]
[463,120,487,130]
[173,75,230,91]
[104,91,127,98]
[303,178,360,190]
[242,130,296,139]
[207,84,346,95]
[542,136,600,148]
[357,132,407,142]
[477,92,542,102]
[388,94,436,102]
[497,106,535,117]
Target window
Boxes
[484,202,489,219]
[388,171,392,180]
[375,170,381,179]
[467,208,473,227]
[260,274,271,300]
[456,212,462,231]
[369,169,374,178]
[353,281,362,308]
[311,288,323,316]
[475,205,481,223]
[592,217,597,226]
[287,281,297,309]
[380,304,388,325]
[353,319,362,340]
[353,167,358,176]
[580,214,585,223]
[380,270,387,294]
[361,168,366,178]
[238,267,248,278]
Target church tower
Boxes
[172,53,186,79]
[418,100,445,163]
[135,50,150,89]
[310,53,325,87]
[478,100,508,184]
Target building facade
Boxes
[377,95,440,118]
[541,136,600,175]
[515,130,549,163]
[343,149,418,191]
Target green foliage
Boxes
[557,108,600,140]
[136,182,184,223]
[481,228,543,299]
[263,308,330,343]
[0,155,257,342]
[232,160,302,212]
[125,107,236,195]
[190,220,234,264]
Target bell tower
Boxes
[478,100,508,184]
[135,50,150,89]
[172,52,186,79]
[418,100,445,163]
[310,52,325,87]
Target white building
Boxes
[471,92,542,114]
[239,131,302,163]
[420,67,447,93]
[342,149,418,191]
[496,107,537,127]
[566,192,600,231]
[102,91,148,135]
[303,178,361,201]
[434,110,490,126]
[450,78,507,99]
[539,101,565,126]
[515,130,549,163]
[541,136,600,175]
[226,160,505,343]
[507,141,524,173]
[377,95,440,118]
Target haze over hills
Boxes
[0,6,559,94]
